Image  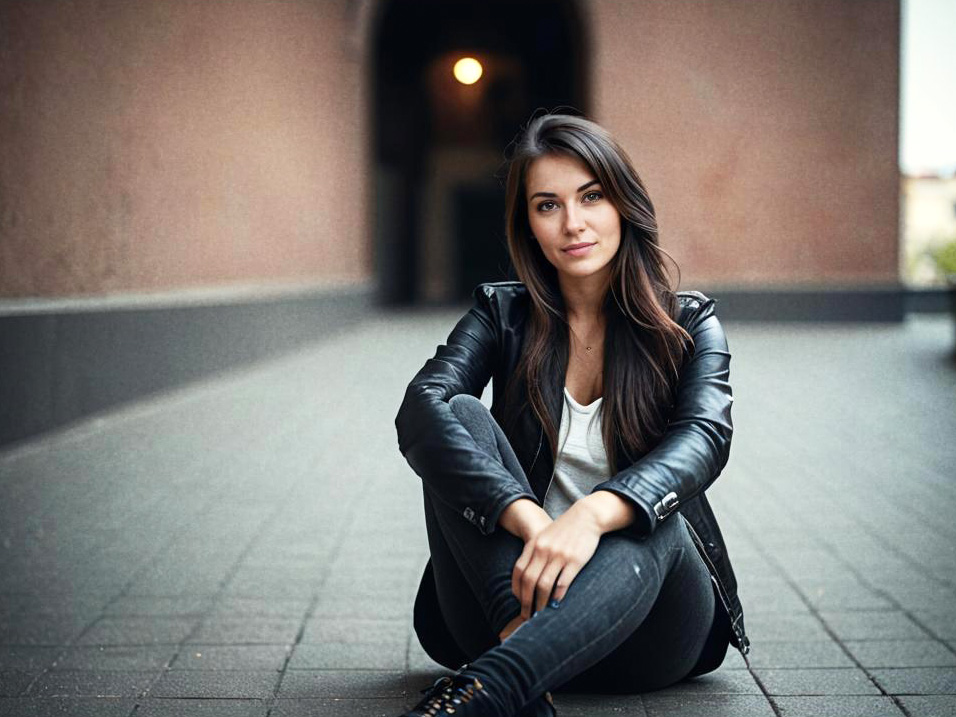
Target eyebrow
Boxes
[529,179,601,201]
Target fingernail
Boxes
[549,599,560,609]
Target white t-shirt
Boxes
[542,387,612,519]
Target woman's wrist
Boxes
[575,490,637,534]
[499,498,552,541]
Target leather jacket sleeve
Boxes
[590,297,734,536]
[395,287,539,535]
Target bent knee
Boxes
[448,394,490,423]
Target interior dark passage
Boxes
[373,0,588,305]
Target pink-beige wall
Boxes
[0,0,369,298]
[1,0,901,299]
[590,0,900,288]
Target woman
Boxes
[394,113,749,717]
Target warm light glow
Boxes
[453,57,483,85]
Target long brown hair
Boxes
[502,113,693,471]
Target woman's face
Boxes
[525,152,622,286]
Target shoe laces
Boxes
[414,673,485,715]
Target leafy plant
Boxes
[930,239,956,279]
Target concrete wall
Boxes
[590,0,900,289]
[0,0,370,298]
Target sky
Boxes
[901,0,956,175]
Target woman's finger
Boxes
[534,560,565,614]
[551,560,583,602]
[518,551,548,619]
[511,542,534,599]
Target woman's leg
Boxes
[423,395,713,715]
[546,523,715,694]
[421,395,531,660]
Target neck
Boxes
[558,269,610,324]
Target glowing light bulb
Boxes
[453,57,483,85]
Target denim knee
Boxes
[449,393,486,418]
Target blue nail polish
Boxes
[549,599,560,609]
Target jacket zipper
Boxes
[680,514,750,656]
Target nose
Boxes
[563,204,585,235]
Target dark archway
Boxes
[373,0,589,304]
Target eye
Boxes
[536,200,557,212]
[583,191,603,203]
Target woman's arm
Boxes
[395,287,539,536]
[589,298,734,535]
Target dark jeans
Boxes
[420,394,716,716]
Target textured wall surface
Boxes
[589,0,900,287]
[0,1,370,298]
[0,1,900,298]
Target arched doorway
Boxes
[373,0,589,304]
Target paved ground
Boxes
[1,308,954,717]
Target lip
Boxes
[562,242,596,257]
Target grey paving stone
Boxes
[0,696,135,716]
[818,611,930,641]
[77,617,198,646]
[0,615,91,646]
[102,596,214,617]
[647,670,762,696]
[270,697,409,717]
[310,595,411,620]
[718,649,748,670]
[15,596,108,619]
[641,694,775,717]
[220,580,319,600]
[3,311,955,710]
[134,698,270,716]
[773,695,905,717]
[186,617,302,645]
[745,640,853,669]
[52,645,175,671]
[549,693,647,715]
[742,613,831,642]
[0,671,33,697]
[913,611,956,640]
[171,645,291,671]
[224,574,321,600]
[298,617,408,644]
[799,581,895,611]
[287,641,405,670]
[210,596,311,617]
[28,670,158,697]
[879,585,956,613]
[843,640,956,668]
[0,646,61,672]
[276,670,406,699]
[753,668,881,696]
[147,670,280,699]
[871,667,956,695]
[897,695,956,717]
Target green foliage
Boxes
[931,239,956,278]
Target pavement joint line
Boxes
[812,533,956,659]
[116,444,324,709]
[2,313,953,712]
[262,470,377,717]
[765,480,956,658]
[729,508,916,717]
[138,495,302,704]
[719,431,955,653]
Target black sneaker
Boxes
[401,672,498,716]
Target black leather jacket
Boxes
[396,281,749,662]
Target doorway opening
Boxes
[373,0,589,304]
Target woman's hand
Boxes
[511,500,605,619]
